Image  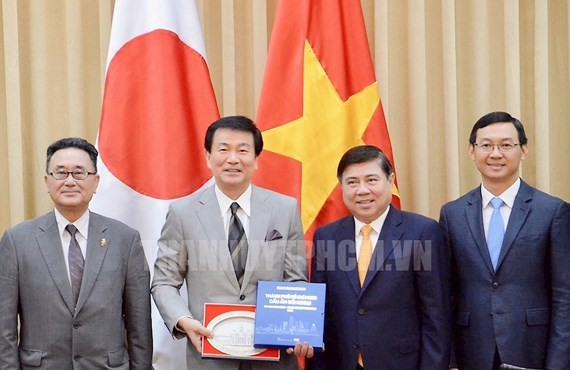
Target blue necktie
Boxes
[487,197,504,270]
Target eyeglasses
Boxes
[49,170,96,180]
[473,143,521,153]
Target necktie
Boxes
[357,225,373,368]
[358,225,373,286]
[487,197,505,270]
[228,202,248,284]
[66,224,84,306]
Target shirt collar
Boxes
[214,184,252,217]
[354,205,391,236]
[54,208,90,238]
[481,177,521,209]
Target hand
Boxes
[176,317,214,353]
[286,342,314,358]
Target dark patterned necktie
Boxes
[66,224,84,306]
[228,202,248,284]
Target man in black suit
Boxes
[309,145,451,370]
[440,111,570,370]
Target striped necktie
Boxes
[66,224,84,306]
[228,202,248,285]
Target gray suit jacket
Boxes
[440,180,570,370]
[152,185,307,370]
[0,211,152,370]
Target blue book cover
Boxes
[254,281,325,350]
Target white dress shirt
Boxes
[481,178,520,238]
[214,184,252,240]
[54,208,89,284]
[353,205,390,261]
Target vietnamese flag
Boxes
[90,1,219,369]
[255,0,400,245]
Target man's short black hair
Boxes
[337,145,393,181]
[469,111,528,145]
[204,115,263,156]
[46,137,98,173]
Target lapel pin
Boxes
[100,238,106,248]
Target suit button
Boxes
[73,323,80,329]
[353,343,359,349]
[239,294,246,301]
[358,308,365,315]
[74,355,81,361]
[492,282,499,289]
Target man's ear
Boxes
[468,143,475,161]
[520,144,528,160]
[205,149,211,169]
[93,174,100,193]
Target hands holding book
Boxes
[177,313,314,359]
[286,342,314,358]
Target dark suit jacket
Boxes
[439,180,570,370]
[308,206,451,370]
[0,211,152,370]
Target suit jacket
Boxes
[0,211,152,370]
[151,185,307,370]
[439,180,570,370]
[308,207,451,370]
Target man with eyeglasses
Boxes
[0,137,152,369]
[439,112,570,370]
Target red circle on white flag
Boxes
[99,30,219,199]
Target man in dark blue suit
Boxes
[308,145,451,370]
[440,111,570,370]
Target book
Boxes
[254,281,326,350]
[202,303,280,361]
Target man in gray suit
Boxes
[152,115,312,370]
[440,112,570,370]
[0,137,152,369]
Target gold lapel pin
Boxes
[100,238,106,248]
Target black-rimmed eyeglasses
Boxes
[49,170,96,180]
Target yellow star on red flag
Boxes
[255,0,399,243]
[262,41,380,231]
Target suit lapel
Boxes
[242,186,270,289]
[465,189,495,275]
[361,207,403,291]
[496,181,532,271]
[36,212,75,314]
[337,217,361,296]
[196,187,240,291]
[75,213,109,314]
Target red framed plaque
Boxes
[202,303,280,361]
